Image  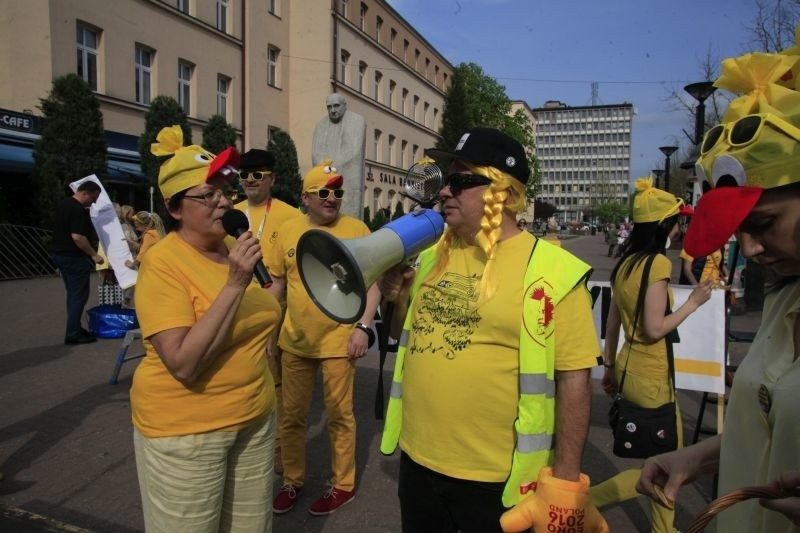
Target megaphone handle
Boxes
[374,301,395,420]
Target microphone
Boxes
[221,209,273,288]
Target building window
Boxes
[374,129,382,161]
[358,61,367,93]
[339,49,350,84]
[134,45,153,105]
[388,80,396,109]
[360,3,367,31]
[433,108,439,128]
[374,71,382,101]
[178,60,193,114]
[339,0,348,17]
[390,29,397,53]
[388,135,395,166]
[414,49,420,70]
[268,0,277,15]
[267,46,280,87]
[268,126,279,144]
[403,39,409,62]
[413,95,420,121]
[76,23,99,91]
[217,75,230,118]
[424,58,430,78]
[434,65,439,86]
[423,102,430,126]
[412,144,419,163]
[176,0,189,13]
[216,0,228,32]
[401,140,407,168]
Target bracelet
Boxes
[354,322,376,348]
[603,362,615,369]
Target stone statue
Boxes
[312,93,367,219]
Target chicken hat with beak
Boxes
[684,31,800,258]
[151,124,240,198]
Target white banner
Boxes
[70,175,137,289]
[588,282,726,394]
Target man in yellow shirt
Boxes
[267,160,380,516]
[380,128,607,532]
[234,148,301,475]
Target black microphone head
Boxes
[221,209,249,237]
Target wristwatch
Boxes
[354,322,376,348]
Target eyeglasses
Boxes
[443,173,492,196]
[701,113,800,155]
[183,188,239,206]
[239,171,272,182]
[309,188,345,200]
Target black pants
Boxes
[398,452,506,533]
[607,243,616,257]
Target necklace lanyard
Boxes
[245,199,272,239]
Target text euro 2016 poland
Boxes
[547,505,584,532]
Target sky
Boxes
[386,0,765,179]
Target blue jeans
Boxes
[398,452,506,533]
[51,254,93,339]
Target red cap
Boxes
[679,205,695,216]
[207,146,240,181]
[683,186,763,257]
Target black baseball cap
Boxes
[426,128,530,184]
[239,149,276,171]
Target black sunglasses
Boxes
[443,173,492,196]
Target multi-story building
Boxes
[0,0,451,217]
[532,100,633,224]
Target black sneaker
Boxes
[65,332,97,345]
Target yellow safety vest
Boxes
[379,237,592,507]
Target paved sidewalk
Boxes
[0,233,763,532]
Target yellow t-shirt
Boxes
[232,198,302,263]
[137,229,161,260]
[400,231,600,482]
[131,232,281,437]
[613,254,673,376]
[266,215,371,358]
[679,248,723,286]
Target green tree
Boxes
[437,62,540,196]
[267,129,302,207]
[32,73,107,228]
[202,115,237,155]
[363,205,371,227]
[533,199,557,221]
[596,201,629,224]
[369,208,388,231]
[138,96,190,186]
[391,200,405,221]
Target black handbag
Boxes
[608,255,679,459]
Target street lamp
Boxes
[659,146,678,192]
[684,81,717,146]
[652,169,664,189]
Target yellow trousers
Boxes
[280,351,357,491]
[591,370,684,533]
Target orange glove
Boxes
[500,467,609,533]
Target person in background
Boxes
[267,160,380,517]
[131,125,280,532]
[637,46,800,532]
[606,224,619,257]
[379,128,607,533]
[124,211,166,269]
[233,148,302,475]
[51,180,103,345]
[591,178,713,533]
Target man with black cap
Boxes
[234,148,301,475]
[379,128,608,532]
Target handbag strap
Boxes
[618,254,656,395]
